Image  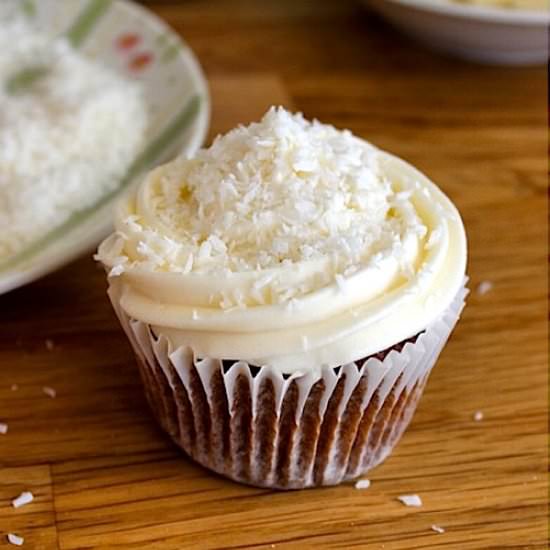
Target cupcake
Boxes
[97,108,467,489]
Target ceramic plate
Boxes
[364,0,549,65]
[0,0,209,295]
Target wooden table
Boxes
[1,1,547,548]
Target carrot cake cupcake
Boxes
[97,107,467,489]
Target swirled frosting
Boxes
[97,108,467,374]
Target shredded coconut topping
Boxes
[108,108,426,288]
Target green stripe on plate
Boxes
[21,0,36,17]
[5,0,112,95]
[162,43,181,63]
[0,94,202,273]
[5,66,49,94]
[66,0,112,48]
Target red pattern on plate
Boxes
[116,32,141,51]
[129,52,154,72]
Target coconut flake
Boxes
[7,534,24,546]
[272,238,289,255]
[431,525,445,534]
[354,479,371,490]
[182,253,194,274]
[12,491,34,509]
[110,264,125,277]
[397,494,422,507]
[253,273,275,290]
[425,226,443,250]
[473,410,484,421]
[394,190,413,201]
[334,273,348,294]
[42,386,56,399]
[285,298,301,312]
[476,281,493,295]
[0,422,8,434]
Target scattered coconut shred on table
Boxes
[473,410,484,421]
[12,491,34,509]
[0,11,148,263]
[42,386,56,399]
[6,533,24,547]
[354,479,371,490]
[397,494,423,507]
[476,280,493,295]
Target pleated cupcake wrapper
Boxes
[109,280,467,489]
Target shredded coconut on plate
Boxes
[0,11,148,261]
[354,479,371,490]
[6,534,24,546]
[12,491,34,509]
[397,494,423,507]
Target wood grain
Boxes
[0,0,547,548]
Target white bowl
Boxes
[365,0,549,65]
[0,0,209,295]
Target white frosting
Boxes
[98,109,467,374]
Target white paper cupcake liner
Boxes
[109,281,467,489]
